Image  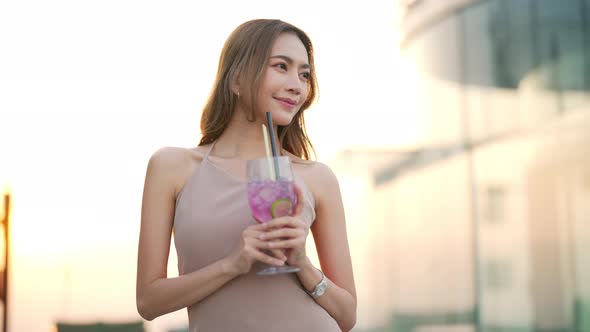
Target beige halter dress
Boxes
[172,142,340,331]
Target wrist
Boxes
[297,256,315,273]
[220,256,244,278]
[289,251,309,268]
[296,258,322,293]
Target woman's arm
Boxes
[299,162,357,331]
[135,147,284,321]
[262,162,357,330]
[135,147,237,320]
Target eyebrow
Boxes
[269,55,311,69]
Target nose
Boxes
[284,71,302,95]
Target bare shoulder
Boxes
[308,161,340,191]
[291,158,341,203]
[146,145,208,197]
[148,146,206,166]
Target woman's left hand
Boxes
[258,184,309,267]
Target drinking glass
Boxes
[246,156,300,275]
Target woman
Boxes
[136,19,356,331]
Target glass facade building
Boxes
[354,1,590,331]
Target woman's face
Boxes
[255,32,311,126]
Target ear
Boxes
[231,82,240,96]
[231,73,242,97]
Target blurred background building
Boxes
[341,0,590,331]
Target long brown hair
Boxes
[198,19,318,160]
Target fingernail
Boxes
[258,234,265,240]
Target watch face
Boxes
[316,283,327,296]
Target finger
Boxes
[259,227,304,241]
[246,238,288,262]
[245,247,286,266]
[266,238,305,250]
[246,237,279,251]
[246,223,269,232]
[262,217,306,230]
[243,226,272,240]
[269,248,287,260]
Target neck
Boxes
[213,107,281,160]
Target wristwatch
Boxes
[306,269,328,299]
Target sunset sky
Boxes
[0,1,415,331]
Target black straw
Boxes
[265,112,281,179]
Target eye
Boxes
[300,71,311,81]
[273,62,287,70]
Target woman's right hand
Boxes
[223,223,287,275]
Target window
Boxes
[482,185,506,224]
[483,259,512,290]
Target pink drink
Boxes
[247,179,297,223]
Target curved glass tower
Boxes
[359,1,590,331]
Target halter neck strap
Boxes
[203,140,217,161]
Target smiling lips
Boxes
[274,97,297,109]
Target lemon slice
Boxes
[270,198,293,218]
